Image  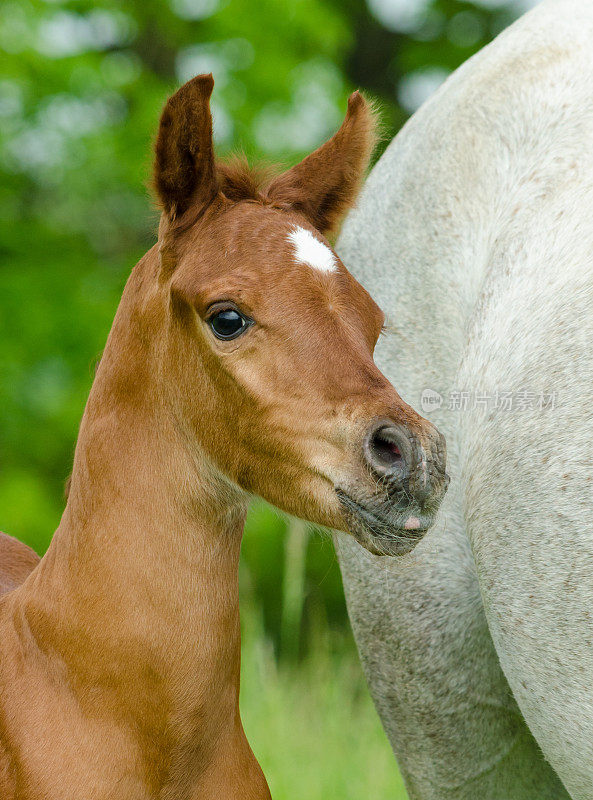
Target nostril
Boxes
[365,424,407,476]
[371,430,403,468]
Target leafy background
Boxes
[0,1,534,797]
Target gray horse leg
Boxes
[336,475,565,799]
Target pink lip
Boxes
[404,516,421,530]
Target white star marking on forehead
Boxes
[287,226,337,274]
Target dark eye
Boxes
[208,308,251,340]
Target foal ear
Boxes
[153,74,218,220]
[266,92,377,237]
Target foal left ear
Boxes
[153,74,218,220]
[266,92,377,237]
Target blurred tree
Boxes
[0,0,533,655]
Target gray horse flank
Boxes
[336,0,593,797]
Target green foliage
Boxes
[240,603,408,799]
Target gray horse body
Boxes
[336,1,593,797]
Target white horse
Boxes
[335,1,593,797]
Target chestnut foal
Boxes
[0,75,448,800]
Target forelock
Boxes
[216,155,280,203]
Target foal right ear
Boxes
[265,92,377,238]
[153,74,218,221]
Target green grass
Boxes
[240,606,409,800]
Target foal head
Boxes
[152,74,448,556]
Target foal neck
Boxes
[12,251,268,797]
